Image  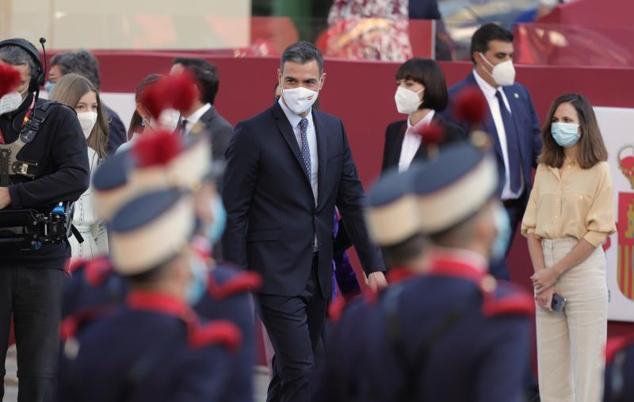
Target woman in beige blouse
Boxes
[521,93,615,402]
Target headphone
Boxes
[0,38,46,93]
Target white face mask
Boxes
[76,111,98,139]
[281,86,319,115]
[159,108,180,131]
[394,86,423,115]
[480,53,516,86]
[0,91,24,116]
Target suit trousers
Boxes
[536,238,608,402]
[257,253,328,402]
[0,266,65,402]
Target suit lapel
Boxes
[313,110,327,208]
[272,102,306,178]
[466,73,504,161]
[393,122,408,166]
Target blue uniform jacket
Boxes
[60,258,260,402]
[316,251,534,402]
[59,291,240,402]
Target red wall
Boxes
[94,53,634,336]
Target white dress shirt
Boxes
[278,98,319,202]
[473,70,523,200]
[181,103,211,135]
[398,110,435,172]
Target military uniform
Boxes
[59,188,242,402]
[60,129,259,401]
[319,251,533,402]
[316,141,534,402]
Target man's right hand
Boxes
[367,271,388,292]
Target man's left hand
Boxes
[0,187,11,209]
[367,271,388,292]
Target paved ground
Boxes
[3,350,270,402]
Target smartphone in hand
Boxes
[551,293,567,312]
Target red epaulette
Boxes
[84,257,113,287]
[481,284,535,317]
[188,320,242,352]
[387,267,416,284]
[606,334,634,364]
[207,271,262,300]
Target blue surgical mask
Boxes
[551,122,580,148]
[44,81,55,94]
[206,197,226,245]
[491,205,511,261]
[186,256,208,306]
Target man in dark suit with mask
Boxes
[447,23,542,280]
[222,41,386,402]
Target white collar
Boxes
[407,109,436,131]
[183,103,212,125]
[278,97,313,129]
[473,69,500,100]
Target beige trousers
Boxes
[537,238,608,402]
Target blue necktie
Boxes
[495,90,522,193]
[298,118,311,180]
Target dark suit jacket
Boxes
[446,72,542,203]
[381,113,467,173]
[104,104,126,155]
[197,105,233,163]
[222,102,384,297]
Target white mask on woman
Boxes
[77,111,98,139]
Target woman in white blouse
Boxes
[50,73,109,258]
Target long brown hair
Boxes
[127,74,162,140]
[539,93,608,169]
[49,73,109,158]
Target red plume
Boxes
[132,130,183,167]
[0,63,22,97]
[453,87,487,126]
[139,83,168,119]
[414,121,445,146]
[163,71,199,113]
[138,72,198,119]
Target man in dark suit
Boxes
[47,50,127,154]
[170,58,233,163]
[447,23,542,280]
[222,41,387,402]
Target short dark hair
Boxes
[50,49,101,89]
[0,45,38,82]
[172,57,219,105]
[380,233,427,267]
[539,93,608,169]
[395,58,448,112]
[281,41,324,74]
[470,23,514,64]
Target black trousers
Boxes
[0,266,65,402]
[257,254,328,402]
